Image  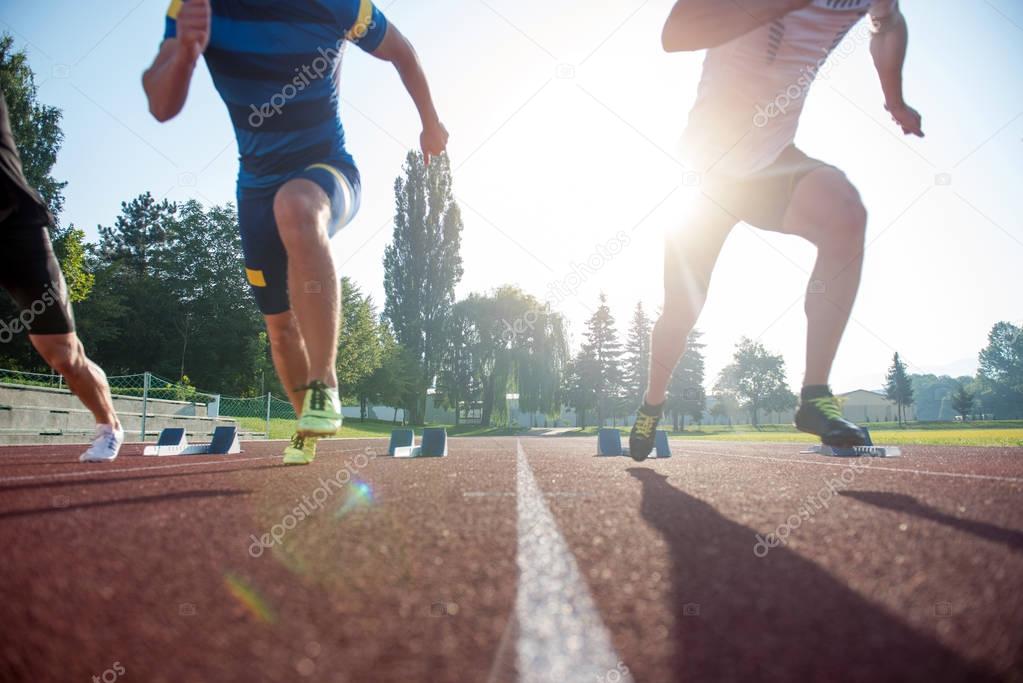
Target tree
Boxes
[976,321,1023,419]
[885,352,915,426]
[383,152,463,424]
[97,192,177,279]
[337,279,383,402]
[358,324,417,423]
[0,34,66,219]
[714,337,792,427]
[437,287,568,427]
[51,225,95,302]
[622,303,652,410]
[580,293,623,426]
[666,330,706,431]
[951,383,975,421]
[564,352,598,428]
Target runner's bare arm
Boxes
[661,0,813,52]
[143,0,210,122]
[370,24,449,165]
[869,4,923,137]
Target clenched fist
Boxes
[177,0,211,62]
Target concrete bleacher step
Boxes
[0,383,209,418]
[0,429,265,446]
[0,403,233,434]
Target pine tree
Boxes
[885,352,915,426]
[580,293,623,426]
[667,330,706,431]
[622,303,652,410]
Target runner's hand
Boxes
[421,121,449,166]
[885,102,924,137]
[177,0,211,62]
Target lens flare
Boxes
[223,573,276,624]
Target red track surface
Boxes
[1,437,1021,682]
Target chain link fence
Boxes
[0,367,301,441]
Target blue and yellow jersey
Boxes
[164,0,388,191]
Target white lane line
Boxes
[515,440,632,683]
[682,448,1023,484]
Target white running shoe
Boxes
[80,424,125,463]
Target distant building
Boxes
[837,389,915,423]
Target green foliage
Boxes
[436,287,568,427]
[75,196,265,395]
[622,303,652,410]
[571,293,623,426]
[383,152,463,424]
[667,330,707,430]
[337,278,382,400]
[976,321,1023,419]
[951,383,975,420]
[910,373,974,421]
[885,352,915,425]
[714,337,792,427]
[0,34,66,219]
[51,224,94,302]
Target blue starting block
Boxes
[391,427,448,458]
[144,426,241,456]
[597,428,624,457]
[388,429,415,456]
[420,428,448,457]
[654,430,672,458]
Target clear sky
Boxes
[2,0,1022,393]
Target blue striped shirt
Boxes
[164,0,388,190]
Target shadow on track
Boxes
[841,490,1023,553]
[628,468,996,682]
[0,489,250,520]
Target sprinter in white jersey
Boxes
[629,0,923,460]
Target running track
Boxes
[1,437,1021,682]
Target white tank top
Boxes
[681,0,897,178]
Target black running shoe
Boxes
[795,391,870,447]
[629,402,664,462]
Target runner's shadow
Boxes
[841,490,1023,553]
[628,469,996,682]
[0,489,250,520]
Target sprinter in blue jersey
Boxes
[143,0,448,464]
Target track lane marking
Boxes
[515,440,632,683]
[680,448,1023,484]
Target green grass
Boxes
[562,421,1023,447]
[236,417,528,441]
[234,417,1023,447]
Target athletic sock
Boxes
[639,400,665,417]
[801,385,832,401]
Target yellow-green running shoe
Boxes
[283,432,318,465]
[297,380,343,437]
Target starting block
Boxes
[597,428,626,457]
[143,426,241,456]
[654,430,672,458]
[800,429,901,458]
[390,428,448,458]
[388,429,415,456]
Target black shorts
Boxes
[702,145,838,231]
[0,174,75,336]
